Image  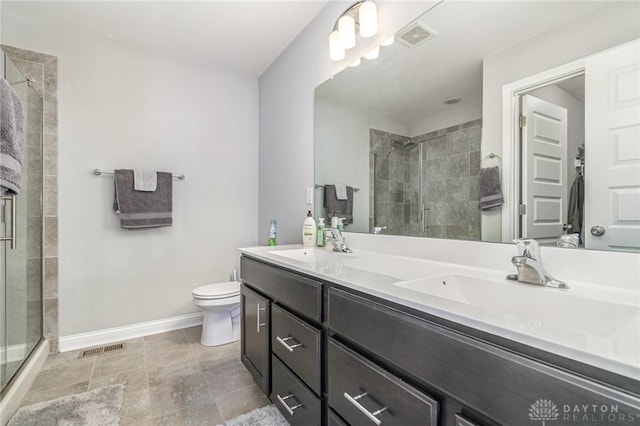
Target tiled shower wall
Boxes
[369,129,412,235]
[370,119,482,240]
[2,45,59,353]
[415,119,482,240]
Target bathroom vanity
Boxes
[239,245,640,426]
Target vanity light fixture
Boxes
[364,45,380,60]
[381,35,395,46]
[329,1,378,62]
[350,57,361,67]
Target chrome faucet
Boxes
[372,226,387,234]
[507,239,568,289]
[325,228,352,253]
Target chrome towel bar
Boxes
[93,169,186,180]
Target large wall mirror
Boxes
[314,0,640,252]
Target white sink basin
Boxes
[268,248,354,264]
[395,274,499,304]
[394,274,638,336]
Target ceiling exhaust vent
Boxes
[78,342,126,358]
[397,23,435,48]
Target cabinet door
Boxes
[241,284,270,394]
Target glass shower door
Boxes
[1,54,44,392]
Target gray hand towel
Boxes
[478,166,504,210]
[113,169,172,229]
[0,77,25,195]
[323,185,354,225]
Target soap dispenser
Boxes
[302,211,316,247]
[316,218,326,247]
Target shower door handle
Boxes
[1,195,17,249]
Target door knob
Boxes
[590,225,605,237]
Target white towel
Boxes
[335,184,348,200]
[133,169,157,191]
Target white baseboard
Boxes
[0,340,49,426]
[0,343,27,364]
[58,312,204,353]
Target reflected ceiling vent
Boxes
[397,23,435,48]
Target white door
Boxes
[521,95,568,244]
[585,40,640,251]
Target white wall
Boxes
[410,99,481,137]
[315,98,410,232]
[4,13,259,336]
[481,1,640,242]
[259,1,439,244]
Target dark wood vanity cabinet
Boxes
[328,287,640,425]
[240,256,324,424]
[241,255,640,426]
[240,284,269,394]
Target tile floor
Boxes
[15,326,271,425]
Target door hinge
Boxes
[519,204,527,215]
[519,115,527,127]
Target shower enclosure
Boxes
[370,120,482,240]
[0,53,44,394]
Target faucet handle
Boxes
[513,239,541,260]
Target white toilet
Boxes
[192,281,241,346]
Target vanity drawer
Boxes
[328,287,640,424]
[241,256,322,322]
[329,339,439,426]
[456,414,481,426]
[328,409,348,426]
[271,354,321,426]
[272,304,321,395]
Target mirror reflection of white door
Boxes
[521,95,568,244]
[585,40,640,252]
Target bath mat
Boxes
[222,404,289,426]
[8,384,124,426]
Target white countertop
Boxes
[239,244,640,381]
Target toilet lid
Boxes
[193,281,240,299]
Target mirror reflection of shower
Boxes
[370,119,482,239]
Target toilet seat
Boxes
[192,281,240,300]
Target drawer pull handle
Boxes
[344,392,388,425]
[256,304,267,333]
[276,393,303,416]
[277,336,303,352]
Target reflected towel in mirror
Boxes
[324,184,353,224]
[478,166,503,210]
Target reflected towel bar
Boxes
[482,153,502,167]
[315,184,359,192]
[93,169,186,180]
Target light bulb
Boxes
[381,35,395,47]
[359,1,378,38]
[329,30,345,61]
[338,15,356,49]
[350,58,361,67]
[364,46,379,60]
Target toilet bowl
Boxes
[192,281,241,346]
